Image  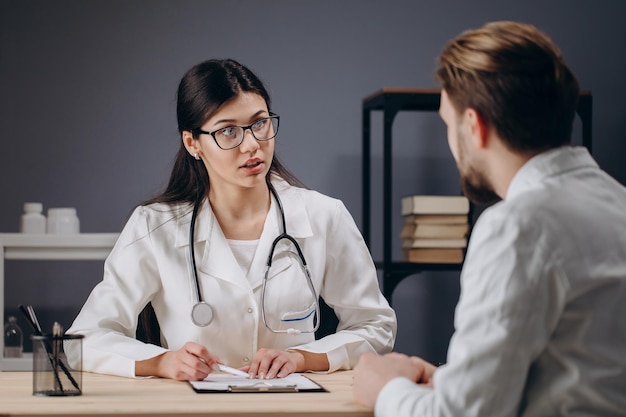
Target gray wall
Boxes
[2,0,625,362]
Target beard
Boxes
[460,169,501,206]
[456,130,501,206]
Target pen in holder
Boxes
[31,332,83,396]
[17,305,83,396]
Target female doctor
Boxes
[67,59,396,381]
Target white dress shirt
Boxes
[376,147,626,417]
[68,177,396,377]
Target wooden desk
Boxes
[0,371,371,417]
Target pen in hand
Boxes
[213,363,250,378]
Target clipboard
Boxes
[188,373,327,393]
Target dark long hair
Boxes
[138,59,305,345]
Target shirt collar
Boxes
[174,176,313,248]
[268,175,313,238]
[506,146,598,200]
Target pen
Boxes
[215,364,250,378]
[18,304,79,391]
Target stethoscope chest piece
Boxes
[191,301,214,327]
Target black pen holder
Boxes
[31,334,84,396]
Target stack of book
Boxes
[400,194,470,263]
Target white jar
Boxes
[20,202,46,234]
[47,208,80,234]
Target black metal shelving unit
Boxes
[361,88,593,303]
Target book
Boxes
[403,214,469,224]
[402,248,464,264]
[401,223,469,239]
[401,195,469,215]
[402,237,467,248]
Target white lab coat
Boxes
[68,177,396,378]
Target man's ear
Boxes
[465,108,490,149]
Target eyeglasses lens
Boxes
[214,117,279,149]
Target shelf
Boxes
[0,233,118,260]
[0,353,31,371]
[374,261,463,272]
[363,88,441,112]
[1,233,119,371]
[361,88,593,303]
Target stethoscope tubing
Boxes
[189,182,320,333]
[189,194,203,304]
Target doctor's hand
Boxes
[242,348,304,379]
[243,348,330,379]
[353,352,436,409]
[135,341,220,381]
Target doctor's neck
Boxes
[208,183,271,240]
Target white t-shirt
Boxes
[227,239,259,278]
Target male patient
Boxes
[354,21,626,417]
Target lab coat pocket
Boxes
[278,302,317,333]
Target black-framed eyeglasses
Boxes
[192,114,280,150]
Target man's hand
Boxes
[353,352,436,408]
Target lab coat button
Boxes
[247,307,253,313]
[243,357,249,363]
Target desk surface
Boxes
[0,371,371,417]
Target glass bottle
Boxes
[4,316,23,358]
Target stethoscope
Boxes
[189,182,320,335]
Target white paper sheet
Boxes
[189,372,323,392]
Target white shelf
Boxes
[0,233,118,260]
[0,353,32,371]
[0,233,119,371]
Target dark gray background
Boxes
[2,0,625,362]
